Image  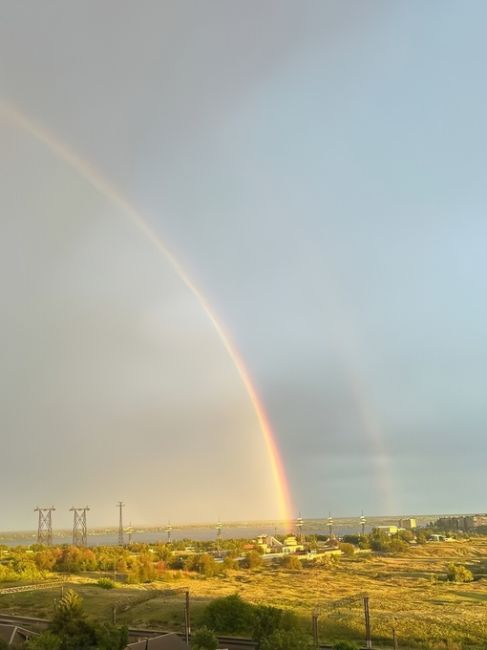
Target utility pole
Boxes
[117,502,125,546]
[363,595,372,648]
[35,506,55,545]
[311,608,319,649]
[393,626,398,650]
[70,507,89,546]
[184,590,191,645]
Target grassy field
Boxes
[1,539,487,647]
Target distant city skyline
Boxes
[2,1,487,529]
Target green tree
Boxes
[203,594,254,634]
[260,628,311,650]
[25,632,62,650]
[47,590,127,650]
[191,627,218,650]
[252,605,298,646]
[94,622,128,650]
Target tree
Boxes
[191,627,218,650]
[48,590,128,650]
[252,605,298,646]
[203,594,254,634]
[49,590,96,650]
[259,628,311,650]
[94,623,128,650]
[244,550,263,569]
[25,632,62,650]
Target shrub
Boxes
[333,641,359,650]
[446,564,473,583]
[260,628,311,650]
[191,627,218,650]
[281,554,302,570]
[25,632,62,650]
[339,543,355,557]
[97,578,115,589]
[243,551,263,569]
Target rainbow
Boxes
[0,100,295,527]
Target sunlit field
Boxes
[1,538,487,647]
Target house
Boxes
[282,535,304,554]
[374,525,398,536]
[398,518,417,530]
[125,632,188,649]
[256,535,283,553]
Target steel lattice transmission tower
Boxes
[117,502,125,546]
[35,506,55,545]
[70,507,90,546]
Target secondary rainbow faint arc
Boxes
[1,100,294,526]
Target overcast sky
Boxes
[1,1,487,530]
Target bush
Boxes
[191,627,218,650]
[333,642,358,650]
[97,578,115,589]
[339,543,355,557]
[243,551,263,569]
[25,632,62,650]
[281,554,302,570]
[260,628,311,650]
[446,564,473,582]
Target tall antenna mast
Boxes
[296,513,304,542]
[327,513,334,538]
[360,512,367,536]
[216,520,222,554]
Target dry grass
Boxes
[1,539,487,647]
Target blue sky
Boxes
[1,1,487,528]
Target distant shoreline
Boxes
[0,513,474,541]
